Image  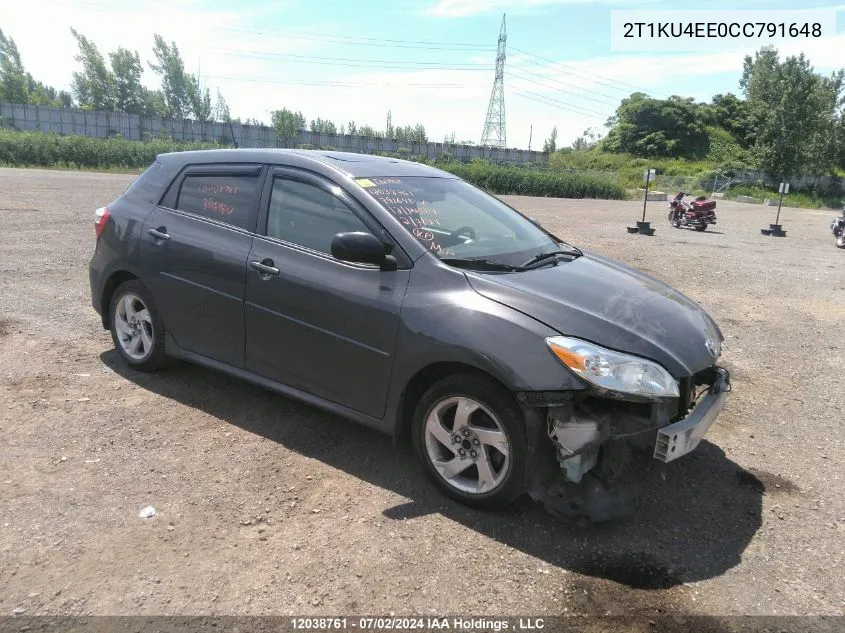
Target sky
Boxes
[3,0,845,149]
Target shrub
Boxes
[0,130,626,199]
[437,160,625,199]
[0,129,228,169]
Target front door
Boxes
[140,164,264,368]
[244,169,410,419]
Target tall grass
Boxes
[436,160,625,199]
[0,129,226,169]
[549,149,723,191]
[0,130,627,200]
[726,183,844,209]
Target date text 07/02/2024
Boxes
[290,617,546,630]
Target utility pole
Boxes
[528,124,533,152]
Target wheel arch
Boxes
[394,361,514,444]
[100,268,143,329]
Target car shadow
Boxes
[102,351,763,591]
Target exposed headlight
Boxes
[546,336,680,398]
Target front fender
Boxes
[386,262,586,433]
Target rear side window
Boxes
[176,174,260,231]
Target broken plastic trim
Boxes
[654,367,731,463]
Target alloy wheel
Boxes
[113,293,154,361]
[423,396,511,495]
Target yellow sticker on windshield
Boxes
[355,178,375,188]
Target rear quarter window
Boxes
[123,161,161,197]
[176,173,260,231]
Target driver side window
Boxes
[267,178,372,255]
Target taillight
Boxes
[94,207,111,238]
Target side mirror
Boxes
[331,232,396,270]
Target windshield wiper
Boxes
[520,248,582,269]
[440,258,524,272]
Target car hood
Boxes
[463,250,723,377]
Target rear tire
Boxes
[109,280,169,372]
[411,373,528,510]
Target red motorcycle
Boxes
[668,192,717,232]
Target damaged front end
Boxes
[518,365,731,525]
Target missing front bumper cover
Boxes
[654,367,731,463]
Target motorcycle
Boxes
[831,207,845,249]
[668,191,717,232]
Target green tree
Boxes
[709,93,751,147]
[570,127,601,151]
[741,46,844,178]
[185,73,212,122]
[347,121,357,135]
[141,88,168,116]
[393,123,426,142]
[543,126,557,153]
[0,28,29,104]
[309,117,337,134]
[213,88,230,122]
[109,47,145,114]
[69,28,116,110]
[357,124,382,138]
[24,73,69,107]
[149,34,189,118]
[602,92,709,158]
[413,123,427,143]
[272,107,305,138]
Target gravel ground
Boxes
[0,168,843,619]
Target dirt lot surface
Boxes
[1,168,844,620]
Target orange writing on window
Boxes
[203,198,234,215]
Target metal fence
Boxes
[0,102,548,166]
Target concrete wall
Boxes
[0,102,547,166]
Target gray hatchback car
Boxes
[89,149,730,522]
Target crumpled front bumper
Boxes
[654,366,731,463]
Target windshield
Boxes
[356,176,566,268]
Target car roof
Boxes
[155,148,459,179]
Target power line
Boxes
[512,90,610,120]
[213,26,497,52]
[509,46,658,95]
[206,48,494,70]
[39,0,658,99]
[505,70,619,108]
[506,63,622,103]
[38,0,497,51]
[203,75,469,88]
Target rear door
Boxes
[243,167,411,418]
[140,163,265,368]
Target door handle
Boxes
[147,227,170,241]
[250,260,280,277]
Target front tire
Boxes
[694,224,707,232]
[411,374,528,510]
[109,280,169,371]
[668,210,680,228]
[837,233,845,248]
